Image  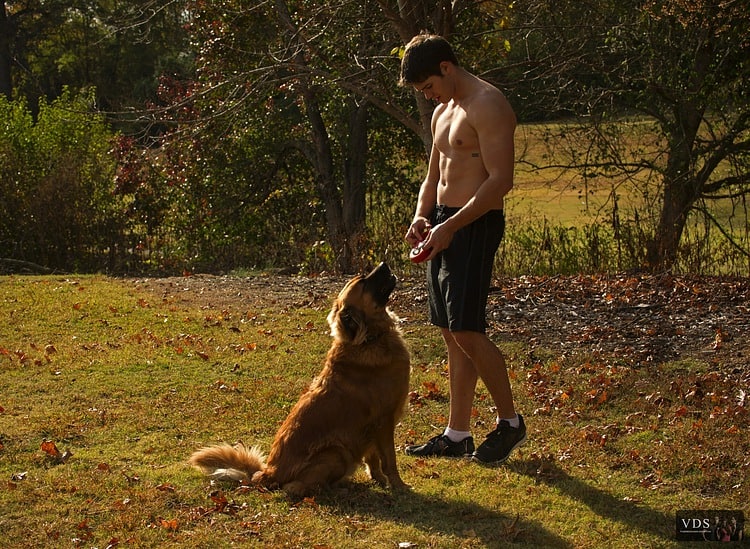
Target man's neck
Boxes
[450,67,476,103]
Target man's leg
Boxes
[442,328,478,433]
[403,328,479,458]
[451,330,516,420]
[451,330,526,464]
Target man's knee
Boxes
[440,327,455,344]
[449,330,486,356]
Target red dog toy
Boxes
[409,243,432,263]
[409,227,432,263]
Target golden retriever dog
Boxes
[189,262,410,497]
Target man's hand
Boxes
[406,217,431,248]
[420,221,454,261]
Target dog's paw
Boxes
[368,471,389,487]
[389,479,411,492]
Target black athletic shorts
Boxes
[427,205,505,333]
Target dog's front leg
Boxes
[364,447,388,486]
[374,426,409,491]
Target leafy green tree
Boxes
[149,0,510,273]
[148,1,420,272]
[2,1,191,127]
[0,89,122,271]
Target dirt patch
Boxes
[486,274,749,369]
[133,272,750,371]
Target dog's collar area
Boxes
[356,329,387,345]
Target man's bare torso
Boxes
[433,81,507,209]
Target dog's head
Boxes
[327,262,398,345]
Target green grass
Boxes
[1,275,747,547]
[512,122,644,226]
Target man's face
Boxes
[412,64,452,103]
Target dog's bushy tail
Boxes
[189,443,265,482]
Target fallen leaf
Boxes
[41,440,62,459]
[210,490,228,512]
[160,518,178,531]
[421,380,442,400]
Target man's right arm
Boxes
[415,141,440,220]
[406,142,439,246]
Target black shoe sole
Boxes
[405,450,474,458]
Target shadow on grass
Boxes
[316,454,675,546]
[510,457,675,543]
[318,483,573,548]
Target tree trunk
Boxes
[646,103,703,270]
[0,4,12,99]
[341,100,369,273]
[299,85,348,271]
[275,0,370,274]
[646,176,693,270]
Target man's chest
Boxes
[434,104,479,154]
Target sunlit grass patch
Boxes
[1,275,747,547]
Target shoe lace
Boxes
[431,434,451,449]
[485,425,507,445]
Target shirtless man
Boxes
[401,33,526,464]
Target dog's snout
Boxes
[366,262,390,277]
[364,262,397,306]
[365,263,394,285]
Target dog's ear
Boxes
[337,305,368,344]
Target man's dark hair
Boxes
[399,33,460,85]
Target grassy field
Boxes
[511,122,643,226]
[1,274,747,547]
